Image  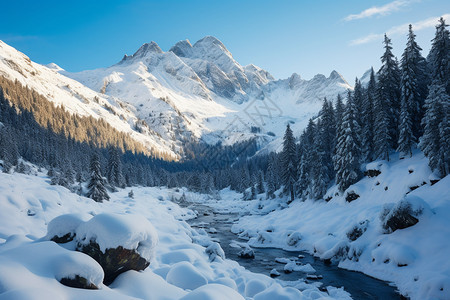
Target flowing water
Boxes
[185,203,403,300]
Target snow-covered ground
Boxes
[0,169,351,299]
[204,153,449,300]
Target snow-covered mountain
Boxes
[0,37,352,158]
[0,40,177,158]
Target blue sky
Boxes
[1,0,449,82]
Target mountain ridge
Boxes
[0,37,352,158]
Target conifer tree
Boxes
[421,18,450,176]
[297,120,315,198]
[334,91,362,192]
[87,153,110,202]
[398,95,414,157]
[400,25,429,139]
[107,147,123,190]
[281,124,297,203]
[361,68,376,161]
[421,83,449,176]
[427,17,450,94]
[378,34,401,149]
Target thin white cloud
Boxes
[344,0,415,21]
[350,14,450,46]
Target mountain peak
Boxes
[329,70,341,79]
[169,39,193,57]
[133,41,163,57]
[193,36,231,57]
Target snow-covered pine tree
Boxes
[353,78,364,129]
[257,171,265,194]
[378,34,401,149]
[296,119,315,198]
[421,83,449,176]
[334,94,345,130]
[319,99,336,181]
[427,17,450,94]
[0,127,19,173]
[107,147,123,190]
[421,18,450,177]
[281,124,297,203]
[400,25,429,140]
[87,153,110,202]
[266,158,276,199]
[374,61,392,161]
[311,119,328,199]
[361,68,376,161]
[334,91,362,192]
[397,94,414,157]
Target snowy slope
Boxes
[0,40,176,158]
[0,169,351,299]
[63,36,352,154]
[219,152,450,300]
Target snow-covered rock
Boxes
[75,213,158,261]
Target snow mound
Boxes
[180,284,244,300]
[245,279,267,297]
[253,284,303,300]
[76,213,158,261]
[0,240,104,290]
[45,213,92,241]
[166,261,208,290]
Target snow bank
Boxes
[230,153,450,299]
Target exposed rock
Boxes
[59,275,98,290]
[205,242,225,262]
[269,268,280,277]
[345,191,360,202]
[380,197,429,233]
[51,232,75,244]
[364,169,381,177]
[384,212,418,233]
[286,231,302,246]
[238,246,255,259]
[306,274,323,280]
[346,220,369,241]
[77,241,150,285]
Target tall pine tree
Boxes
[281,124,297,203]
[334,91,362,192]
[87,153,110,202]
[377,34,401,149]
[421,18,450,176]
[361,68,376,161]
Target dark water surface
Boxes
[185,203,403,300]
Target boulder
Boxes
[346,220,369,241]
[59,275,98,290]
[380,197,429,233]
[77,241,150,285]
[345,191,360,202]
[238,246,255,259]
[364,169,381,177]
[75,213,158,285]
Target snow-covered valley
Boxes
[0,167,352,300]
[1,151,448,299]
